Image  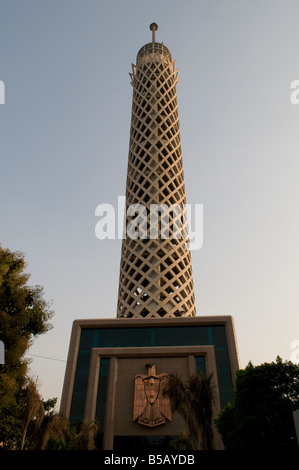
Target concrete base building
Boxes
[60,24,240,451]
[60,316,239,450]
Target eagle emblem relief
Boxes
[133,363,172,427]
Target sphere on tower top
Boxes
[150,23,158,32]
[150,23,158,42]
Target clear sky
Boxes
[1,0,299,408]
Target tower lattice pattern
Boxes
[117,38,196,319]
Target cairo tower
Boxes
[117,23,196,320]
[61,24,239,451]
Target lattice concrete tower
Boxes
[117,24,196,319]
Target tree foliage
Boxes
[164,372,215,450]
[19,376,45,449]
[0,244,54,446]
[215,357,299,450]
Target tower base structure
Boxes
[60,316,239,450]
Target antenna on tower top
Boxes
[150,23,158,43]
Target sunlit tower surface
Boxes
[117,24,196,319]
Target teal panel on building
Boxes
[70,324,233,424]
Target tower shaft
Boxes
[117,29,196,319]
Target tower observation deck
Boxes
[117,24,196,319]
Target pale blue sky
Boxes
[1,0,299,407]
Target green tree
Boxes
[165,372,215,450]
[0,244,53,446]
[215,357,299,450]
[32,410,70,450]
[70,421,99,450]
[19,376,45,449]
